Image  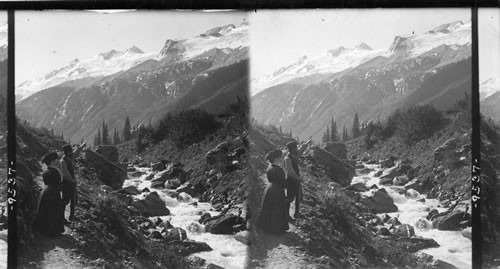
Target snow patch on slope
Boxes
[480,77,500,100]
[252,44,383,95]
[17,48,157,101]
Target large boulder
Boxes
[398,237,439,252]
[405,189,420,200]
[154,164,187,183]
[461,227,471,240]
[150,180,166,189]
[133,192,170,217]
[426,209,441,221]
[404,178,423,193]
[393,224,415,237]
[379,158,395,168]
[393,175,409,186]
[164,227,188,241]
[432,259,459,269]
[165,178,182,189]
[168,240,212,256]
[432,211,469,231]
[379,177,393,186]
[346,182,369,192]
[176,182,196,197]
[95,145,119,163]
[84,149,126,189]
[234,230,250,245]
[152,161,167,172]
[205,213,245,234]
[360,188,398,213]
[323,142,347,159]
[206,142,230,166]
[434,138,458,163]
[119,185,141,195]
[307,146,354,186]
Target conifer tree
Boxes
[95,129,102,146]
[123,117,132,141]
[352,113,360,139]
[342,125,348,141]
[330,118,338,142]
[102,120,109,145]
[113,128,121,144]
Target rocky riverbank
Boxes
[248,123,470,268]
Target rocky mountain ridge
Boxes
[16,23,249,145]
[252,20,472,142]
[16,22,248,101]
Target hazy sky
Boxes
[16,10,246,84]
[479,8,500,81]
[250,9,471,79]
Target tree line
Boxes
[321,113,361,144]
[93,116,132,147]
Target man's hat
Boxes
[286,141,298,150]
[62,144,72,154]
[41,152,58,165]
[265,149,282,162]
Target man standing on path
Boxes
[284,141,301,221]
[60,144,77,222]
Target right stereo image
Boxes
[247,8,496,269]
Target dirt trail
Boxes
[20,190,96,269]
[248,174,320,269]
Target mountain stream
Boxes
[123,167,247,269]
[351,164,471,269]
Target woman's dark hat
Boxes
[286,141,298,150]
[41,152,59,165]
[265,149,282,162]
[62,144,73,154]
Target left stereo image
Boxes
[14,10,250,269]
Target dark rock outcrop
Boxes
[133,192,170,217]
[347,182,369,192]
[95,145,119,163]
[323,142,347,159]
[84,149,127,189]
[432,211,469,231]
[205,213,245,234]
[307,146,354,186]
[360,188,398,213]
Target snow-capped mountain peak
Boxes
[428,20,464,34]
[252,20,471,96]
[17,47,158,101]
[387,20,471,56]
[252,43,383,94]
[126,45,144,54]
[0,22,7,62]
[354,42,373,51]
[327,46,346,57]
[480,77,500,100]
[16,22,248,101]
[0,22,6,48]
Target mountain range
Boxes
[251,20,482,142]
[16,23,248,144]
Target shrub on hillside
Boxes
[395,105,444,145]
[150,108,219,148]
[364,121,384,149]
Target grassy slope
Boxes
[479,117,500,267]
[347,110,471,200]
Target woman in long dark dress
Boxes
[257,149,289,234]
[33,152,65,236]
